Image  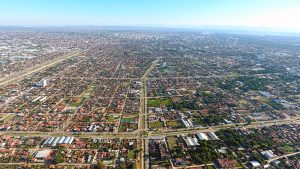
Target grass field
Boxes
[160,98,172,106]
[148,98,160,107]
[167,136,177,150]
[119,125,127,132]
[81,85,94,96]
[128,150,136,159]
[166,120,183,128]
[278,145,297,153]
[68,97,84,107]
[121,116,138,123]
[119,123,138,132]
[149,121,164,129]
[107,115,120,122]
[171,97,181,103]
[207,165,215,169]
[239,99,250,106]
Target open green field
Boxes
[107,115,120,122]
[207,165,215,169]
[67,97,84,107]
[119,125,127,132]
[119,123,138,132]
[121,116,138,123]
[81,85,94,96]
[160,98,172,106]
[149,121,164,129]
[171,97,181,103]
[167,136,177,150]
[128,150,136,159]
[148,98,160,107]
[166,120,183,128]
[278,145,297,153]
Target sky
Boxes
[1,0,300,31]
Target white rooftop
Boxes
[35,149,51,159]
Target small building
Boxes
[181,118,194,128]
[183,137,199,147]
[35,79,47,87]
[249,161,261,168]
[208,132,219,140]
[216,158,238,168]
[261,150,276,160]
[196,133,209,140]
[35,149,52,161]
[258,91,273,98]
[271,160,280,166]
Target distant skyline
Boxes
[1,0,300,32]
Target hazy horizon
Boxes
[1,0,300,33]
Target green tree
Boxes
[94,159,105,169]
